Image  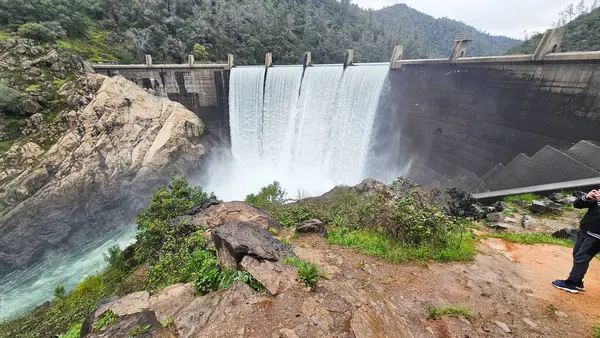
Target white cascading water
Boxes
[206,64,389,200]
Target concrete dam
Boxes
[92,32,600,195]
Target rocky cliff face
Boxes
[0,75,214,278]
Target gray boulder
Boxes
[530,200,563,214]
[212,221,295,270]
[296,219,328,238]
[522,214,533,228]
[552,228,578,242]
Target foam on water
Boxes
[0,227,136,322]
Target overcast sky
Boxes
[353,0,590,39]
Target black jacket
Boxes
[574,196,600,234]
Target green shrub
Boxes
[595,321,600,338]
[54,285,66,299]
[135,177,216,262]
[284,258,320,289]
[17,22,65,42]
[427,306,472,320]
[58,323,82,338]
[188,249,222,295]
[245,181,288,210]
[129,324,151,336]
[94,310,119,331]
[218,270,263,291]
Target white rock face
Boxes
[0,75,213,277]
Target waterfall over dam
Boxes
[208,64,390,200]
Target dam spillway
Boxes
[216,64,390,199]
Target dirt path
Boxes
[484,238,600,324]
[269,235,600,338]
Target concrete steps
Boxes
[423,140,600,194]
[481,144,600,191]
[567,140,600,172]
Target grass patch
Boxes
[427,305,472,320]
[0,31,9,40]
[487,233,573,247]
[503,193,545,205]
[328,228,477,263]
[58,323,82,338]
[56,26,117,62]
[0,140,14,152]
[594,321,600,338]
[129,324,151,336]
[25,84,40,92]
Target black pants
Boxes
[568,229,600,283]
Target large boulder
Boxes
[240,256,297,295]
[212,221,295,270]
[169,201,281,239]
[0,75,214,277]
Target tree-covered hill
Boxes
[0,0,520,65]
[508,6,600,54]
[373,4,521,58]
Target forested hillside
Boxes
[508,5,600,54]
[373,4,520,59]
[0,0,520,65]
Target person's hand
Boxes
[586,190,600,200]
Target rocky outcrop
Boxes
[0,75,214,277]
[212,221,295,270]
[170,201,281,239]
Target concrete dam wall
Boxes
[92,45,600,193]
[371,54,600,191]
[93,64,231,143]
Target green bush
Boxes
[54,285,66,299]
[190,249,222,295]
[427,305,472,320]
[245,181,288,210]
[135,177,217,262]
[595,321,600,338]
[17,22,65,42]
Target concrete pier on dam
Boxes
[91,29,600,194]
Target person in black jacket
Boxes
[553,189,600,294]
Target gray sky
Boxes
[353,0,590,39]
